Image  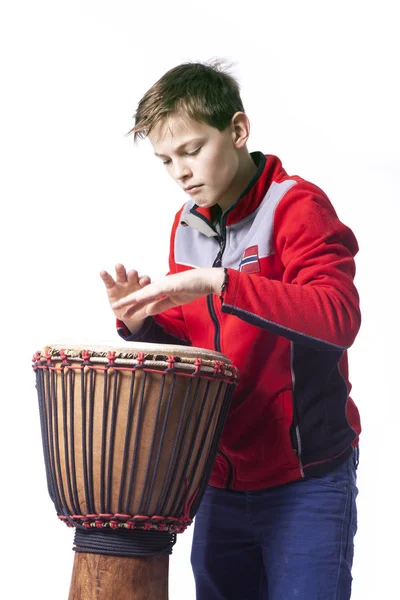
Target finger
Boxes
[115,263,128,283]
[145,297,176,316]
[100,270,116,289]
[120,295,163,319]
[112,285,161,310]
[138,274,151,287]
[127,269,140,284]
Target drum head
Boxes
[41,340,232,363]
[35,340,237,378]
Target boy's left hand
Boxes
[111,268,225,319]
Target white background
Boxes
[1,1,399,598]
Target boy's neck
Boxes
[218,150,258,212]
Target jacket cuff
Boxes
[220,268,240,307]
[116,317,153,341]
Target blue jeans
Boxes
[191,449,358,600]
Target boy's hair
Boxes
[129,59,245,142]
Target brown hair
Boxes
[129,59,245,142]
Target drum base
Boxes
[68,552,169,599]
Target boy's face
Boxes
[148,115,242,210]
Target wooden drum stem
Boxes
[68,552,169,600]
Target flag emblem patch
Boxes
[239,245,260,273]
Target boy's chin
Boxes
[195,196,218,208]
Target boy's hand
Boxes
[111,268,225,319]
[100,264,152,332]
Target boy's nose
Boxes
[174,161,192,181]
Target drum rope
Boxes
[87,368,96,513]
[106,369,120,510]
[169,378,207,516]
[139,373,168,514]
[100,369,109,513]
[117,370,136,512]
[199,382,236,502]
[143,375,175,515]
[172,378,214,516]
[125,370,147,513]
[154,377,194,515]
[138,375,165,514]
[36,370,57,504]
[67,368,81,515]
[50,368,69,514]
[80,367,92,514]
[73,528,177,557]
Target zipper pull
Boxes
[214,254,222,267]
[213,235,224,268]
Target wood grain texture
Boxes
[68,552,169,599]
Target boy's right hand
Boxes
[100,264,152,335]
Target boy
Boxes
[101,61,360,599]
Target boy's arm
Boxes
[221,183,361,351]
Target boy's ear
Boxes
[231,112,250,148]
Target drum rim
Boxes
[33,343,238,379]
[40,342,232,364]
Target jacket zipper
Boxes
[291,424,304,477]
[207,295,221,352]
[207,224,226,352]
[290,344,305,476]
[209,219,235,488]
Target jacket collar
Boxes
[180,153,286,234]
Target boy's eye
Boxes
[161,147,201,165]
[187,147,201,156]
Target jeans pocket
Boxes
[305,476,348,492]
[305,453,356,492]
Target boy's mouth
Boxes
[185,185,203,193]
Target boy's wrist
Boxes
[124,317,148,336]
[212,267,227,295]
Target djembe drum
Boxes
[33,342,238,599]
